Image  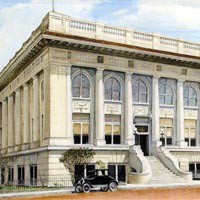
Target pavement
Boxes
[1,182,200,199]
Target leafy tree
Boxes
[0,156,10,186]
[59,147,95,183]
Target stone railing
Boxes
[154,146,193,182]
[128,145,152,184]
[46,12,200,57]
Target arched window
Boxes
[159,83,173,105]
[104,77,121,101]
[72,74,90,98]
[184,86,197,107]
[132,79,148,103]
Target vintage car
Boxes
[74,169,118,193]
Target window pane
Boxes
[133,93,139,103]
[72,75,81,87]
[82,123,89,135]
[113,125,120,135]
[73,123,81,135]
[184,87,189,97]
[105,115,121,122]
[82,88,89,98]
[166,85,172,95]
[190,87,196,98]
[166,127,173,137]
[184,98,188,106]
[105,91,112,100]
[105,78,112,100]
[160,118,173,126]
[165,95,173,105]
[113,78,120,91]
[132,81,139,93]
[140,94,147,103]
[167,138,172,145]
[105,135,112,144]
[113,135,120,144]
[190,128,196,138]
[184,119,196,127]
[73,113,90,121]
[118,165,126,182]
[108,165,116,179]
[189,99,196,107]
[159,85,165,94]
[82,75,90,88]
[73,88,80,97]
[105,125,112,135]
[159,96,165,105]
[74,135,81,144]
[140,81,147,93]
[82,135,88,144]
[184,128,189,138]
[112,91,120,101]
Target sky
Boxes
[1,0,200,69]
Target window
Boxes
[18,166,25,185]
[184,119,196,146]
[132,79,148,103]
[73,114,89,144]
[105,115,121,144]
[108,164,126,183]
[104,77,121,101]
[74,164,95,181]
[8,167,14,184]
[160,118,173,146]
[72,74,90,98]
[1,167,5,185]
[30,165,37,186]
[189,163,200,180]
[184,86,197,107]
[159,83,173,105]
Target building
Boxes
[1,11,200,186]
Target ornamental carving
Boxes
[160,108,174,118]
[134,61,154,71]
[184,110,198,119]
[73,100,90,113]
[134,106,148,116]
[104,103,121,114]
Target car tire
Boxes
[109,181,118,192]
[75,184,82,193]
[101,186,109,192]
[82,183,91,193]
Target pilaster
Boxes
[152,76,161,147]
[177,79,187,147]
[95,68,106,145]
[8,94,14,152]
[124,72,134,145]
[2,98,8,152]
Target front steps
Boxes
[146,156,187,184]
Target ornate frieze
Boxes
[159,108,174,118]
[184,110,198,119]
[73,100,90,113]
[134,60,154,72]
[134,106,149,116]
[104,103,121,115]
[52,49,66,60]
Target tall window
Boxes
[108,164,126,183]
[132,79,148,103]
[184,119,196,146]
[30,165,37,186]
[189,163,200,179]
[104,77,121,101]
[18,165,25,185]
[72,74,90,98]
[160,118,173,146]
[73,114,89,144]
[159,83,173,105]
[74,164,95,181]
[105,115,121,144]
[184,86,197,107]
[8,167,14,184]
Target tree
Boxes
[0,156,10,186]
[59,147,95,184]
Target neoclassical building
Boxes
[1,12,200,185]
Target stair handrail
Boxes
[154,146,192,182]
[129,145,152,183]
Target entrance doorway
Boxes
[135,125,149,156]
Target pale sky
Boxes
[1,0,200,69]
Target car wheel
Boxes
[82,183,91,193]
[101,186,109,192]
[109,181,118,192]
[75,184,82,193]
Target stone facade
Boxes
[1,12,200,185]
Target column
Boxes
[23,83,30,145]
[33,75,40,142]
[66,67,73,144]
[124,72,134,145]
[15,88,21,147]
[8,94,14,150]
[152,77,161,147]
[2,98,8,150]
[177,79,187,147]
[95,68,105,145]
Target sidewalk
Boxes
[1,182,200,199]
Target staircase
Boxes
[146,156,186,184]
